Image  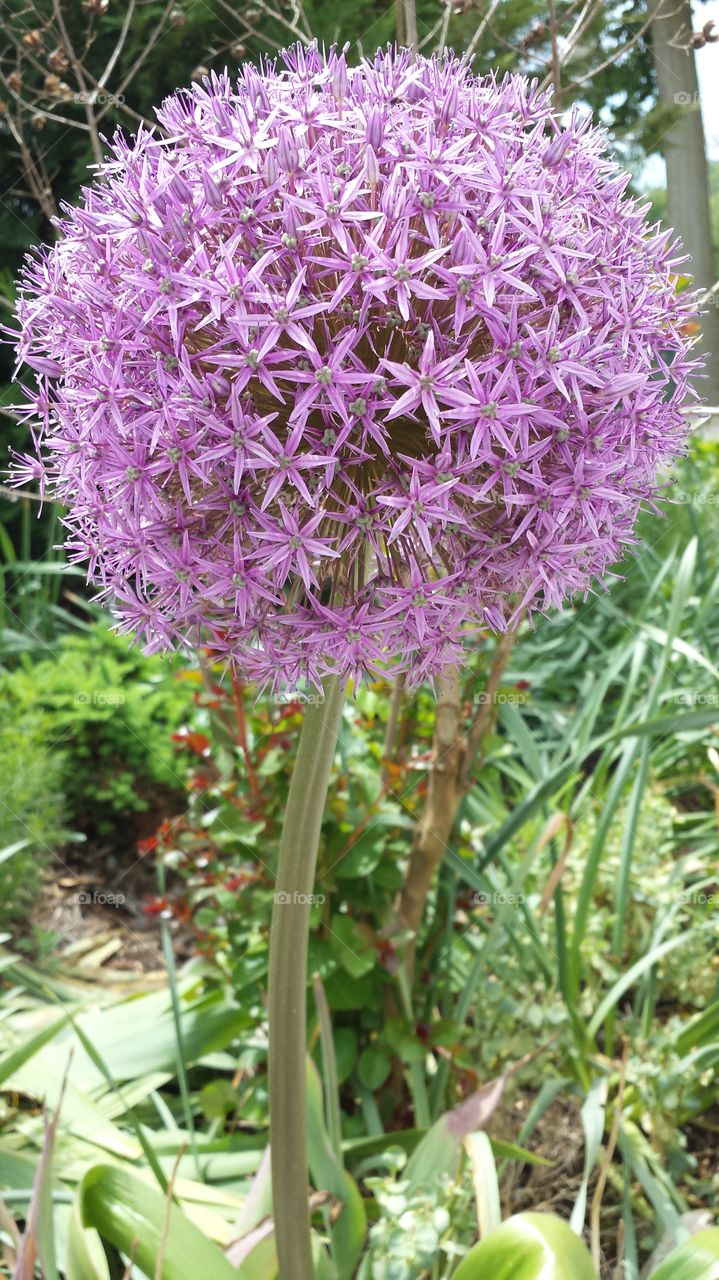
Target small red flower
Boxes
[143,896,169,916]
[171,730,211,756]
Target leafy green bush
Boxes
[0,621,194,843]
[0,716,66,927]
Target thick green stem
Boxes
[268,676,345,1280]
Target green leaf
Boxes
[357,1047,391,1091]
[328,915,376,978]
[333,1027,358,1084]
[203,804,264,848]
[477,704,719,876]
[677,1002,719,1056]
[587,935,693,1040]
[256,748,286,777]
[306,1060,367,1276]
[465,1131,501,1237]
[66,1196,111,1280]
[80,1164,246,1280]
[489,1139,552,1168]
[405,1075,506,1196]
[199,1079,238,1122]
[570,1082,606,1234]
[453,1213,598,1280]
[0,840,32,867]
[650,1228,719,1280]
[13,1092,63,1280]
[73,987,246,1081]
[334,838,384,879]
[0,1014,69,1086]
[323,968,378,1011]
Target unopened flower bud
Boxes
[366,109,384,150]
[262,151,279,186]
[439,85,459,128]
[332,56,349,102]
[201,170,223,209]
[277,126,300,175]
[364,145,380,186]
[543,130,572,167]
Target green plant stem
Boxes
[312,972,343,1163]
[157,860,202,1184]
[268,676,345,1280]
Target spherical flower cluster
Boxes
[11,45,699,687]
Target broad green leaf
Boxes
[66,1196,111,1280]
[677,1002,719,1055]
[73,987,246,1083]
[0,1015,69,1086]
[357,1047,391,1091]
[570,1082,606,1234]
[80,1164,246,1280]
[334,838,384,879]
[328,916,376,978]
[0,1145,37,1191]
[405,1075,506,1196]
[465,1131,501,1237]
[306,1059,366,1275]
[650,1228,719,1280]
[453,1213,598,1280]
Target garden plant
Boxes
[4,29,719,1280]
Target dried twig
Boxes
[50,0,102,163]
[381,672,406,785]
[460,621,522,790]
[465,0,504,60]
[396,668,463,982]
[155,1146,186,1280]
[548,0,562,107]
[590,1044,628,1273]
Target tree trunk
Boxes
[649,0,719,404]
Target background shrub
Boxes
[0,620,193,846]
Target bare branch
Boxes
[403,0,418,53]
[0,69,93,131]
[94,0,176,125]
[436,0,453,55]
[465,0,503,60]
[215,0,311,48]
[95,0,135,93]
[549,0,562,107]
[554,1,666,96]
[50,0,102,163]
[1,104,58,221]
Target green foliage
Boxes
[1,5,718,1274]
[153,674,415,1128]
[453,1213,597,1280]
[0,620,192,842]
[79,1164,248,1280]
[0,715,65,927]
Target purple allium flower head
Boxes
[9,45,700,689]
